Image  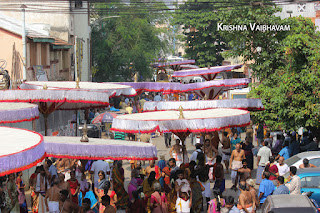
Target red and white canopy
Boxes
[0,102,39,124]
[111,108,250,133]
[20,81,137,97]
[172,64,243,81]
[0,89,110,111]
[44,136,157,160]
[143,99,264,112]
[0,127,45,176]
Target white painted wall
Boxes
[275,2,316,19]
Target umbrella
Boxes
[0,80,136,135]
[143,99,264,112]
[0,127,45,176]
[44,136,157,160]
[111,107,250,162]
[91,112,117,124]
[116,78,250,99]
[172,64,243,81]
[0,102,39,124]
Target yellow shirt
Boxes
[126,106,133,114]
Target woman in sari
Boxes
[143,171,159,213]
[29,166,40,213]
[265,156,278,185]
[94,171,108,213]
[67,171,80,205]
[190,173,204,213]
[16,171,28,213]
[112,160,128,209]
[150,182,168,213]
[5,173,19,212]
[104,181,117,211]
[128,169,143,200]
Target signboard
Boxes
[33,65,48,81]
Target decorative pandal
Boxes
[178,106,184,119]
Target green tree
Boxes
[174,0,227,67]
[91,1,170,82]
[249,17,320,135]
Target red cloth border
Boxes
[110,122,250,134]
[0,116,39,124]
[0,154,46,176]
[46,153,158,161]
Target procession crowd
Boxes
[0,124,318,213]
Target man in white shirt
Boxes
[190,143,203,162]
[285,166,301,195]
[47,159,58,184]
[256,141,272,184]
[154,93,162,102]
[276,156,289,176]
[90,160,110,187]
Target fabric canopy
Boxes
[0,102,39,124]
[117,79,250,98]
[44,136,157,160]
[111,108,250,133]
[20,81,137,97]
[0,127,45,176]
[172,64,243,81]
[154,59,195,68]
[143,99,264,112]
[0,89,110,111]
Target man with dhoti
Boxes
[45,181,60,213]
[170,139,183,167]
[35,166,50,213]
[221,131,231,174]
[229,144,245,190]
[203,139,218,180]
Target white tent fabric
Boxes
[143,99,264,111]
[111,108,250,133]
[0,102,39,123]
[0,127,45,175]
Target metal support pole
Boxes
[21,5,27,80]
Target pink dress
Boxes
[150,191,168,213]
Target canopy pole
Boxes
[44,113,49,136]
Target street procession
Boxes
[1,0,320,213]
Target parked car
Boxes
[257,194,318,213]
[285,151,320,168]
[283,168,320,206]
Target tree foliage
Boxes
[174,0,227,67]
[91,1,170,82]
[249,17,320,132]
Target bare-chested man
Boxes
[229,143,246,190]
[45,181,60,213]
[221,131,231,173]
[238,181,255,213]
[238,159,252,182]
[59,189,79,213]
[203,139,218,181]
[299,158,317,168]
[210,131,221,150]
[145,160,161,180]
[169,139,183,166]
[58,173,71,199]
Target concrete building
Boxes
[0,0,91,82]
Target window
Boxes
[301,176,320,188]
[298,3,306,13]
[75,0,83,8]
[309,158,320,167]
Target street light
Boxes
[21,4,27,81]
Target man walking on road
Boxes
[256,141,272,185]
[258,171,275,205]
[229,143,245,190]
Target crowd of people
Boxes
[0,96,320,213]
